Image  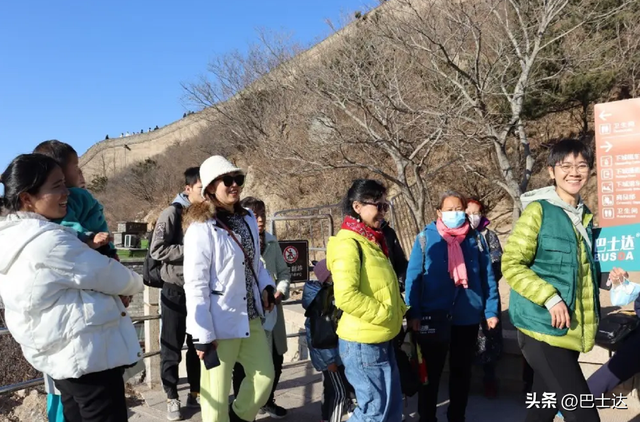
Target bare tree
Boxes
[185,27,462,232]
[378,0,630,219]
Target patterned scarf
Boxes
[341,215,389,256]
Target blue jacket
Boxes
[54,187,115,252]
[302,279,342,372]
[404,222,499,325]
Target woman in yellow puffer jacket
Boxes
[327,179,407,422]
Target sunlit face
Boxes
[186,180,204,205]
[466,202,482,217]
[437,196,465,219]
[353,195,388,229]
[205,171,244,207]
[19,166,69,220]
[548,153,590,199]
[63,153,84,188]
[251,207,266,234]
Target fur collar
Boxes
[182,201,217,232]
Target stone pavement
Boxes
[128,360,640,422]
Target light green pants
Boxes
[200,318,275,422]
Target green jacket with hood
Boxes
[502,186,600,352]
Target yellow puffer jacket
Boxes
[327,229,407,344]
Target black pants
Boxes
[321,365,352,422]
[518,331,600,422]
[523,357,534,392]
[54,368,127,422]
[161,283,200,399]
[588,327,640,397]
[232,338,283,405]
[417,324,479,422]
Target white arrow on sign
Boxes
[599,110,612,121]
[600,141,613,153]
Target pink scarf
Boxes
[436,219,470,289]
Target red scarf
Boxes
[341,216,389,257]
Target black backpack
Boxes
[143,203,183,288]
[306,240,362,349]
[306,282,342,349]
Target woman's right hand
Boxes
[196,341,218,360]
[408,318,420,332]
[549,302,571,329]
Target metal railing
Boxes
[0,300,307,395]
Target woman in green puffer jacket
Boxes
[503,139,619,422]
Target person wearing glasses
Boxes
[502,139,606,422]
[326,179,407,422]
[404,191,499,422]
[182,155,276,422]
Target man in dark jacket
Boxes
[150,167,203,421]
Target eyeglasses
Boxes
[218,174,245,187]
[556,163,590,174]
[361,201,390,213]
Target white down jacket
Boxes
[182,202,275,344]
[0,213,144,380]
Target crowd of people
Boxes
[0,138,638,422]
[103,126,161,140]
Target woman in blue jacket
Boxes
[405,191,499,422]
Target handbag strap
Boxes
[215,217,260,289]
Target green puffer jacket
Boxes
[502,187,600,353]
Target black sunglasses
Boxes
[361,201,390,213]
[217,174,245,187]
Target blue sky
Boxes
[0,0,373,169]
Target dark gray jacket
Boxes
[149,193,191,286]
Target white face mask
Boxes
[468,214,482,229]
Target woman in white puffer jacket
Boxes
[0,154,144,422]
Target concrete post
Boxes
[144,286,160,389]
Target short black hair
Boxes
[1,154,61,213]
[184,167,200,186]
[33,140,77,170]
[240,196,266,216]
[437,191,467,210]
[547,139,594,169]
[342,179,387,218]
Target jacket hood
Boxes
[182,200,217,232]
[520,186,591,250]
[520,186,584,213]
[0,213,63,274]
[181,201,255,232]
[301,279,322,310]
[172,193,192,209]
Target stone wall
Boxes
[79,113,209,182]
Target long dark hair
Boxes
[0,154,61,213]
[342,179,387,218]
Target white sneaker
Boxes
[166,399,182,421]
